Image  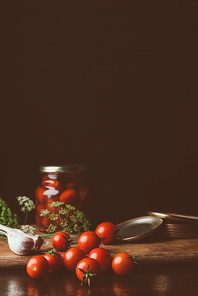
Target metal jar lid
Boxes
[39,164,87,173]
[116,216,163,242]
[147,211,198,222]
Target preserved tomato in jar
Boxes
[35,164,92,231]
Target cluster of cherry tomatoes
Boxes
[26,222,138,286]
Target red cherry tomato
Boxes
[43,251,63,273]
[95,222,116,244]
[76,258,101,287]
[88,247,112,272]
[112,252,136,276]
[63,247,86,272]
[26,256,49,279]
[52,232,70,251]
[78,231,100,253]
[59,188,77,204]
[35,186,47,204]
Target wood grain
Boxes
[1,227,198,268]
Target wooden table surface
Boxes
[1,226,198,268]
[1,227,198,295]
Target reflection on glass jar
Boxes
[35,164,92,232]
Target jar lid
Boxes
[147,211,198,222]
[39,164,87,173]
[116,216,163,242]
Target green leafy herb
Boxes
[40,201,91,236]
[0,198,19,228]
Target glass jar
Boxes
[35,164,92,231]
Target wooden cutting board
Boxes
[1,227,198,269]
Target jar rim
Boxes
[39,164,87,173]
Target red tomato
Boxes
[78,231,100,253]
[43,251,63,273]
[95,222,116,244]
[59,188,77,204]
[76,258,101,287]
[35,186,47,204]
[112,252,136,276]
[36,203,46,215]
[26,256,49,279]
[88,247,112,272]
[52,232,70,251]
[63,247,86,272]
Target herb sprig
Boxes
[17,196,35,225]
[40,201,91,236]
[0,198,19,228]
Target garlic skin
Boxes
[0,224,44,256]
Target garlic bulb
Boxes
[0,224,44,256]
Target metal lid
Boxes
[116,216,163,242]
[39,164,87,173]
[147,211,198,222]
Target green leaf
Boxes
[0,198,19,228]
[78,267,86,274]
[127,254,140,265]
[45,249,56,256]
[81,274,86,286]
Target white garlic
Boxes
[0,224,44,256]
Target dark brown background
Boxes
[1,1,198,227]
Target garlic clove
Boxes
[8,236,34,256]
[0,224,44,256]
